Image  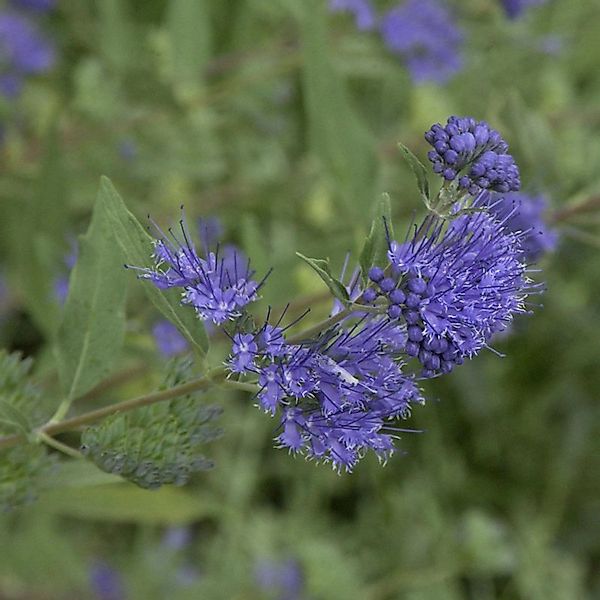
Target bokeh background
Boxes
[1,0,599,598]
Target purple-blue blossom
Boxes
[329,0,377,31]
[0,10,55,98]
[379,0,463,84]
[483,191,558,261]
[228,315,423,472]
[363,202,537,377]
[153,320,189,357]
[134,217,263,325]
[425,116,520,195]
[501,0,547,19]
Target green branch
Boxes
[0,366,231,452]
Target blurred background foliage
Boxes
[0,0,599,598]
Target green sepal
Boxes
[296,253,350,305]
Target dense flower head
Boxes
[228,314,423,472]
[134,217,262,325]
[329,0,377,31]
[0,10,54,97]
[501,0,547,19]
[483,191,558,261]
[364,205,536,377]
[425,116,521,196]
[380,0,463,84]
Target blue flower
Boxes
[425,116,521,195]
[135,217,262,325]
[89,561,124,600]
[0,10,55,98]
[229,316,423,472]
[500,0,546,19]
[153,320,189,357]
[379,0,463,84]
[329,0,377,31]
[366,202,538,377]
[483,191,558,261]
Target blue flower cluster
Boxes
[0,2,55,98]
[425,116,521,196]
[366,206,535,377]
[330,0,463,84]
[135,219,262,325]
[379,0,463,84]
[229,316,423,472]
[139,117,541,473]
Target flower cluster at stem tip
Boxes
[135,116,543,473]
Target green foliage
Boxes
[298,0,377,222]
[0,352,52,511]
[55,184,129,403]
[99,177,210,357]
[81,359,222,490]
[359,193,394,283]
[296,252,350,304]
[398,142,432,208]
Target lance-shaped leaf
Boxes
[296,253,350,305]
[98,177,209,356]
[398,142,431,207]
[359,193,394,283]
[55,190,129,403]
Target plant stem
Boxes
[0,366,229,452]
[37,432,83,459]
[286,307,353,344]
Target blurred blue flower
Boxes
[0,10,55,98]
[54,238,78,305]
[197,216,224,249]
[255,558,306,600]
[501,0,547,19]
[89,561,124,600]
[117,138,138,162]
[152,320,189,357]
[380,0,463,84]
[484,191,558,261]
[9,0,56,13]
[329,0,377,31]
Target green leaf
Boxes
[296,253,350,305]
[98,176,209,357]
[0,351,54,511]
[359,193,394,282]
[81,358,222,490]
[299,0,376,223]
[38,483,219,525]
[0,400,31,436]
[55,188,129,403]
[398,142,431,206]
